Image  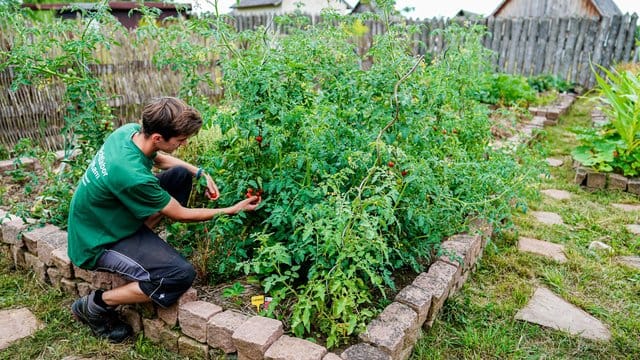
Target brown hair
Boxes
[140,97,202,140]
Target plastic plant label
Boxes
[251,295,265,312]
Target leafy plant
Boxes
[571,65,640,176]
[222,282,245,298]
[475,73,536,107]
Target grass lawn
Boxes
[412,96,640,359]
[0,252,188,359]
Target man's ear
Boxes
[150,133,164,143]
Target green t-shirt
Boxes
[67,123,171,269]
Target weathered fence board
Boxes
[1,14,638,151]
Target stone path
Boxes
[612,203,640,212]
[546,158,564,167]
[0,308,43,350]
[541,189,572,201]
[616,256,640,270]
[531,211,564,225]
[515,287,611,341]
[517,237,567,263]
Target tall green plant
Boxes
[572,65,640,176]
[592,64,640,155]
[0,0,123,226]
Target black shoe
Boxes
[71,295,133,343]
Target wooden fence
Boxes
[1,14,638,151]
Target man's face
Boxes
[157,134,189,153]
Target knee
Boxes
[175,260,196,287]
[173,166,192,183]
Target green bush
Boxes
[475,73,536,107]
[179,16,533,347]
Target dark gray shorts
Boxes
[94,225,196,308]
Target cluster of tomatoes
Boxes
[387,161,408,177]
[246,187,264,198]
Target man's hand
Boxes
[228,196,261,214]
[202,172,220,200]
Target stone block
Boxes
[1,217,27,246]
[73,266,96,283]
[586,171,606,189]
[207,310,250,353]
[120,305,143,334]
[545,108,561,120]
[378,302,419,348]
[608,174,628,191]
[264,335,327,360]
[574,167,587,186]
[77,281,92,296]
[412,261,459,327]
[438,236,476,271]
[628,178,640,195]
[232,316,284,360]
[143,317,179,352]
[340,343,391,360]
[529,116,546,128]
[92,271,113,290]
[359,319,404,358]
[60,277,78,296]
[37,229,67,266]
[179,301,223,343]
[47,267,63,288]
[158,287,197,327]
[10,244,26,269]
[394,285,432,326]
[178,335,210,360]
[24,251,47,283]
[22,224,59,254]
[51,246,73,278]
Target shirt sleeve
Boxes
[117,180,172,219]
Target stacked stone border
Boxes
[570,107,640,195]
[1,204,495,359]
[495,93,577,150]
[0,94,578,359]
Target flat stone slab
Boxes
[541,189,572,200]
[546,158,564,167]
[0,308,43,350]
[616,256,640,270]
[531,211,564,225]
[612,203,640,212]
[515,287,611,341]
[625,224,640,235]
[518,237,567,263]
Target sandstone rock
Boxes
[541,189,572,201]
[264,335,327,360]
[0,308,44,350]
[616,256,640,270]
[531,211,564,226]
[588,241,612,252]
[515,287,611,341]
[612,203,640,212]
[545,158,564,167]
[232,316,283,360]
[517,237,567,263]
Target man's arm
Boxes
[160,196,261,222]
[154,152,220,200]
[154,152,198,174]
